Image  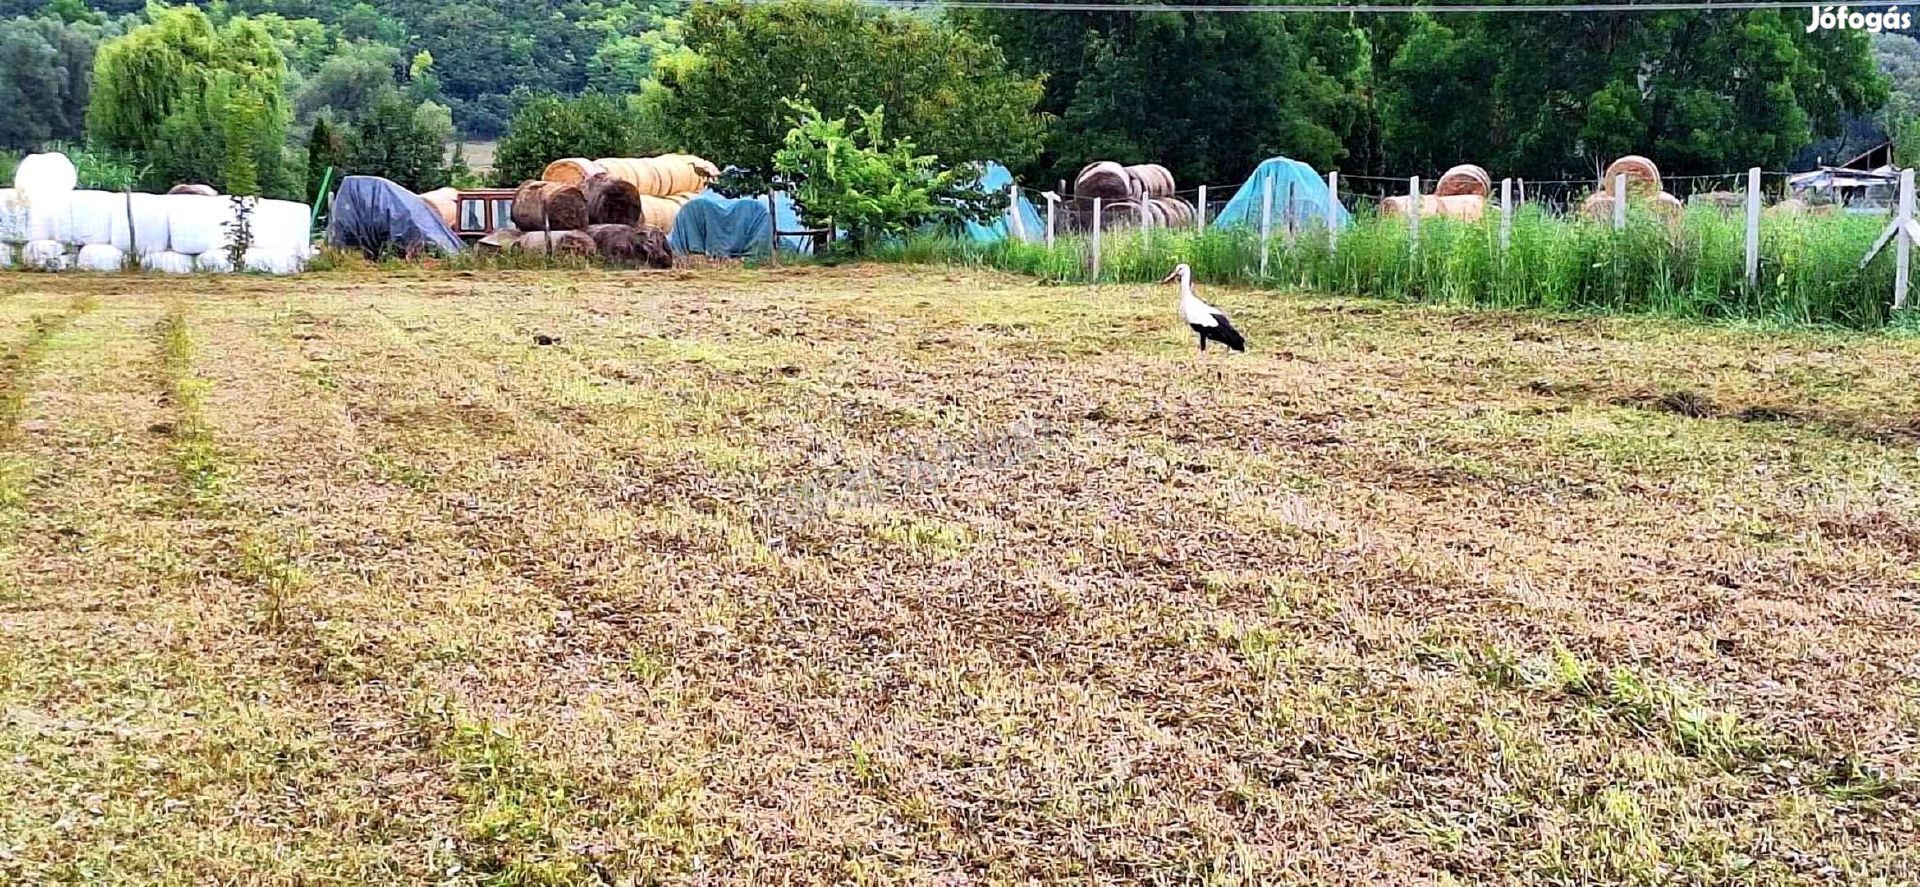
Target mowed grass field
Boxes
[1,266,1917,884]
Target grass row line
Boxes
[880,207,1916,331]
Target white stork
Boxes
[1160,263,1245,353]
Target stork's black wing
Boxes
[1204,313,1246,352]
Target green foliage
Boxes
[0,149,18,183]
[340,89,451,191]
[1376,12,1887,179]
[293,40,402,122]
[0,14,120,150]
[972,7,1365,185]
[884,207,1901,330]
[651,0,1046,186]
[492,92,641,185]
[42,138,143,189]
[305,116,344,202]
[87,6,293,196]
[773,100,990,252]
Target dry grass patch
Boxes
[0,267,1916,883]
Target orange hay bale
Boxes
[1435,164,1492,198]
[1602,155,1662,197]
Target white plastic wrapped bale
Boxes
[22,240,68,270]
[242,249,304,275]
[67,190,135,250]
[76,244,126,271]
[0,189,27,242]
[196,251,234,273]
[128,192,170,255]
[13,153,78,195]
[0,242,13,268]
[141,251,196,274]
[167,194,234,257]
[248,199,313,252]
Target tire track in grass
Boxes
[0,297,386,881]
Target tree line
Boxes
[0,0,1899,203]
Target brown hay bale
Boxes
[1073,161,1133,202]
[635,224,672,268]
[542,157,605,186]
[475,227,522,255]
[513,229,597,257]
[1580,191,1614,221]
[1124,163,1176,198]
[419,187,459,228]
[587,223,642,261]
[1602,155,1662,197]
[510,180,588,231]
[1435,164,1492,198]
[1653,191,1684,218]
[638,192,695,232]
[1380,194,1482,221]
[583,174,643,226]
[168,183,217,196]
[1149,196,1195,227]
[595,155,718,197]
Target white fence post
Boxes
[1613,173,1627,231]
[1499,177,1513,253]
[1197,185,1207,230]
[1327,171,1339,249]
[1744,167,1761,288]
[1008,184,1025,242]
[1408,176,1420,258]
[1092,197,1103,282]
[1260,177,1274,277]
[1043,192,1057,249]
[1899,169,1914,310]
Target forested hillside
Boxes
[0,0,1900,201]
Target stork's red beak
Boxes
[1159,269,1179,285]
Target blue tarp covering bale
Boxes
[324,175,464,257]
[962,162,1044,244]
[1214,157,1349,232]
[667,191,812,258]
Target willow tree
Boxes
[86,5,293,195]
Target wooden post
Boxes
[124,190,136,258]
[1898,169,1914,310]
[1326,171,1339,248]
[1744,167,1761,288]
[1282,178,1295,242]
[1092,197,1103,282]
[766,191,778,265]
[1259,177,1274,277]
[1499,178,1512,252]
[1197,185,1207,230]
[1612,173,1626,231]
[1408,176,1420,258]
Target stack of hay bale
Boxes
[1580,156,1684,221]
[478,153,714,267]
[0,152,313,274]
[1381,164,1491,221]
[1070,161,1195,229]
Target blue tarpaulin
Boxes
[1213,157,1349,231]
[324,175,464,256]
[961,161,1044,243]
[667,191,813,258]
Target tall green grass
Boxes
[878,206,1904,329]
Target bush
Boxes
[491,93,641,185]
[41,140,144,190]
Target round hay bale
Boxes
[1435,164,1492,198]
[513,229,597,257]
[1653,191,1684,218]
[1580,191,1615,221]
[594,155,717,197]
[638,192,695,232]
[1602,155,1662,197]
[583,174,643,226]
[542,158,605,186]
[510,180,588,231]
[168,183,218,196]
[1690,191,1743,213]
[587,223,643,262]
[1432,194,1486,222]
[419,187,459,228]
[1073,161,1133,202]
[1149,196,1194,227]
[635,224,672,268]
[1124,164,1176,198]
[476,227,522,255]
